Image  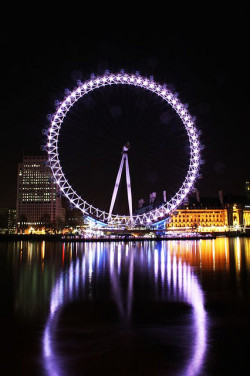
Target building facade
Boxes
[16,156,65,232]
[167,207,228,232]
[244,207,250,227]
[0,208,16,234]
[166,194,249,232]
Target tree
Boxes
[40,213,51,233]
[19,214,28,233]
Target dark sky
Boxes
[0,14,249,208]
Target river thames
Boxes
[0,237,250,375]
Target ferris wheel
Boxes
[44,70,202,227]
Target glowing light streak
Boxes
[161,247,165,284]
[42,243,207,376]
[225,238,228,270]
[236,237,241,272]
[154,248,159,282]
[212,239,216,271]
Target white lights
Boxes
[47,71,201,226]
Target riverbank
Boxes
[0,234,214,242]
[0,231,249,242]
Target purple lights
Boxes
[42,243,207,376]
[46,71,202,226]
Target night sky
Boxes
[0,14,249,209]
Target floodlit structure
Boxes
[16,156,65,231]
[44,71,202,228]
[108,142,133,222]
[166,193,250,233]
[167,208,228,232]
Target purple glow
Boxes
[42,243,207,376]
[46,72,201,226]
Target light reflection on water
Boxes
[5,237,250,375]
[42,241,207,376]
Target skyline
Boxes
[0,24,249,208]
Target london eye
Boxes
[44,70,202,227]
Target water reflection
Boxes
[2,237,250,375]
[11,238,250,321]
[42,241,207,376]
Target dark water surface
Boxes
[1,238,250,375]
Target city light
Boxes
[42,243,207,376]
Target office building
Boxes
[0,207,16,234]
[16,156,65,231]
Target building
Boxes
[166,195,228,232]
[8,208,16,233]
[0,208,16,234]
[244,181,250,227]
[246,181,250,203]
[135,189,250,233]
[167,208,228,232]
[16,156,65,232]
[166,192,249,232]
[244,208,250,227]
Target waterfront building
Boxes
[244,206,250,227]
[246,181,250,203]
[16,156,65,232]
[135,190,249,233]
[166,193,249,232]
[166,195,227,232]
[0,207,16,234]
[167,207,228,232]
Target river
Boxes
[0,237,250,375]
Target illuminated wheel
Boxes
[45,71,201,226]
